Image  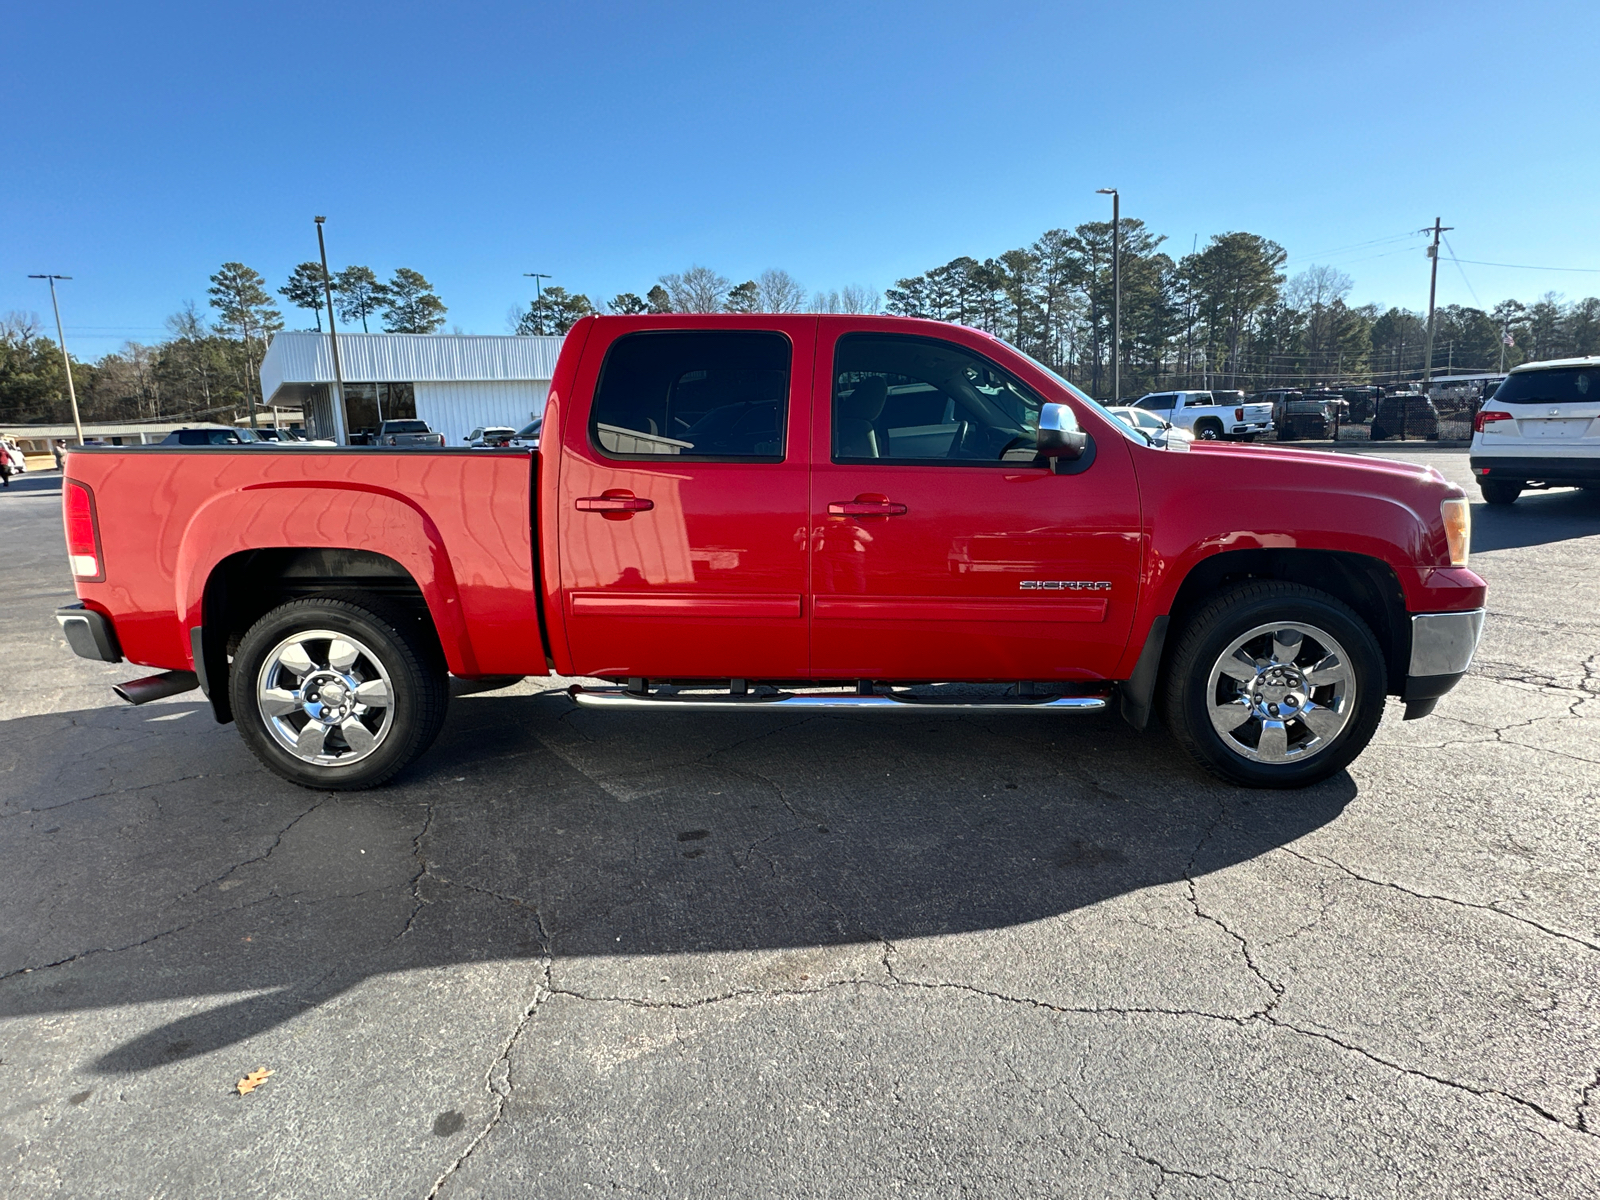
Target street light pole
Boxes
[314,217,349,446]
[523,273,551,303]
[1097,189,1121,402]
[29,274,84,445]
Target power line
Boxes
[1451,257,1600,273]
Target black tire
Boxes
[1479,479,1522,505]
[1196,420,1223,441]
[1278,425,1298,442]
[1370,423,1388,441]
[1161,581,1387,788]
[229,596,448,790]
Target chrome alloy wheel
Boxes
[1205,621,1354,764]
[255,629,394,766]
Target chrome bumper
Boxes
[1402,608,1485,719]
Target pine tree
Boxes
[335,266,388,333]
[207,263,281,412]
[381,268,448,334]
[279,262,330,331]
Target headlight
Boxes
[1441,496,1471,567]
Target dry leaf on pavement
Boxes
[236,1068,273,1096]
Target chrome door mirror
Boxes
[1036,402,1088,462]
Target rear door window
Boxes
[590,331,790,460]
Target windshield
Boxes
[1004,343,1154,445]
[1493,367,1597,405]
[515,420,542,438]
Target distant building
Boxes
[260,332,562,446]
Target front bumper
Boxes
[1401,608,1484,719]
[1470,456,1600,485]
[55,603,123,662]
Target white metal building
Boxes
[260,332,564,446]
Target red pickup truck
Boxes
[55,315,1486,790]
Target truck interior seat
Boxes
[836,376,888,458]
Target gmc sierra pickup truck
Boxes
[55,314,1486,790]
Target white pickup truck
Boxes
[1132,390,1274,441]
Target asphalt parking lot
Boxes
[2,449,1597,1199]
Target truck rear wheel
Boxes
[1161,581,1386,788]
[1195,420,1222,441]
[229,596,448,790]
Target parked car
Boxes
[1251,390,1302,428]
[56,313,1483,793]
[466,426,517,448]
[1106,406,1194,447]
[1342,386,1382,424]
[376,420,445,448]
[1370,392,1439,441]
[1469,356,1600,504]
[159,427,263,446]
[1132,390,1273,441]
[507,419,542,450]
[1277,394,1341,441]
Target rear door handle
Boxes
[828,496,908,516]
[576,492,654,513]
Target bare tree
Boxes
[660,266,730,313]
[811,290,843,313]
[1285,264,1352,311]
[757,269,806,313]
[840,284,880,315]
[1,311,42,346]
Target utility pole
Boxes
[1097,189,1120,401]
[1421,217,1453,383]
[28,275,84,445]
[314,217,350,445]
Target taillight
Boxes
[1474,409,1512,433]
[64,480,104,581]
[1235,407,1244,421]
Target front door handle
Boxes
[576,490,654,519]
[828,494,907,517]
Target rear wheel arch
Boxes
[198,548,446,724]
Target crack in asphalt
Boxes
[1279,847,1600,954]
[425,895,553,1199]
[0,771,225,820]
[1261,1013,1582,1136]
[398,803,437,939]
[535,976,1596,1139]
[1004,1053,1352,1200]
[195,799,327,893]
[1578,1065,1600,1134]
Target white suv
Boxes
[1469,357,1600,504]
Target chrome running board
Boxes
[568,686,1108,713]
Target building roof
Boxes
[261,332,564,403]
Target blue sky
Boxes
[4,0,1598,351]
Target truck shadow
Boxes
[0,690,1355,1072]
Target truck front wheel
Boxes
[229,596,449,790]
[1161,581,1386,788]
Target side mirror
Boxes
[1036,402,1088,462]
